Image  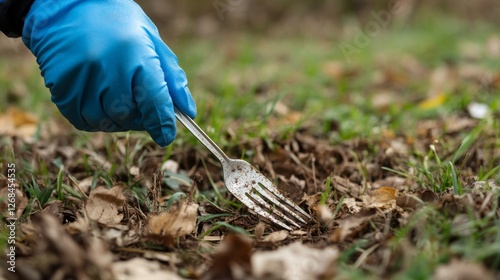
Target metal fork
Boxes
[174,108,311,230]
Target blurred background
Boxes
[138,0,500,37]
[0,0,499,143]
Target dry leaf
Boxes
[254,222,266,240]
[0,179,28,218]
[205,234,253,280]
[332,176,363,198]
[373,176,407,189]
[0,107,38,139]
[316,204,334,222]
[385,139,409,156]
[434,259,493,280]
[252,242,338,280]
[143,251,180,265]
[363,186,398,208]
[36,214,86,268]
[129,166,140,176]
[290,230,308,236]
[102,225,140,247]
[396,194,424,210]
[322,60,357,79]
[266,101,303,127]
[147,200,199,238]
[112,258,183,280]
[418,93,447,110]
[76,176,94,194]
[262,230,289,243]
[19,214,114,279]
[331,209,377,242]
[86,186,126,225]
[161,159,179,173]
[342,197,361,213]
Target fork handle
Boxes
[174,107,230,164]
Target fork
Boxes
[174,108,311,230]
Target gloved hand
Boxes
[22,0,196,146]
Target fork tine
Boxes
[256,180,312,219]
[245,192,301,229]
[246,193,300,228]
[251,183,309,224]
[238,195,293,230]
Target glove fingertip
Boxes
[149,123,177,147]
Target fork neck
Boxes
[174,108,230,164]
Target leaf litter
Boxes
[2,116,499,279]
[2,37,500,280]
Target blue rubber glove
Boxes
[22,0,196,146]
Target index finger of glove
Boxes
[154,40,197,119]
[133,59,177,147]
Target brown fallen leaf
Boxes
[332,176,363,198]
[322,60,358,79]
[112,258,183,280]
[396,194,424,210]
[146,199,199,241]
[433,259,493,280]
[331,209,377,243]
[0,178,28,219]
[396,190,436,210]
[102,225,141,247]
[261,230,289,243]
[363,186,398,208]
[252,242,338,280]
[85,185,126,225]
[254,222,266,240]
[342,197,362,213]
[266,101,303,127]
[16,214,113,280]
[204,234,253,280]
[0,106,38,139]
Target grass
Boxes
[1,10,500,279]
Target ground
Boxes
[1,8,500,280]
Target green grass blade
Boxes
[56,167,64,200]
[448,161,461,195]
[479,165,500,181]
[198,213,233,222]
[320,177,332,205]
[452,128,480,164]
[164,192,187,210]
[199,221,249,239]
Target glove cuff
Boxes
[0,0,34,37]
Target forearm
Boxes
[0,0,34,37]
